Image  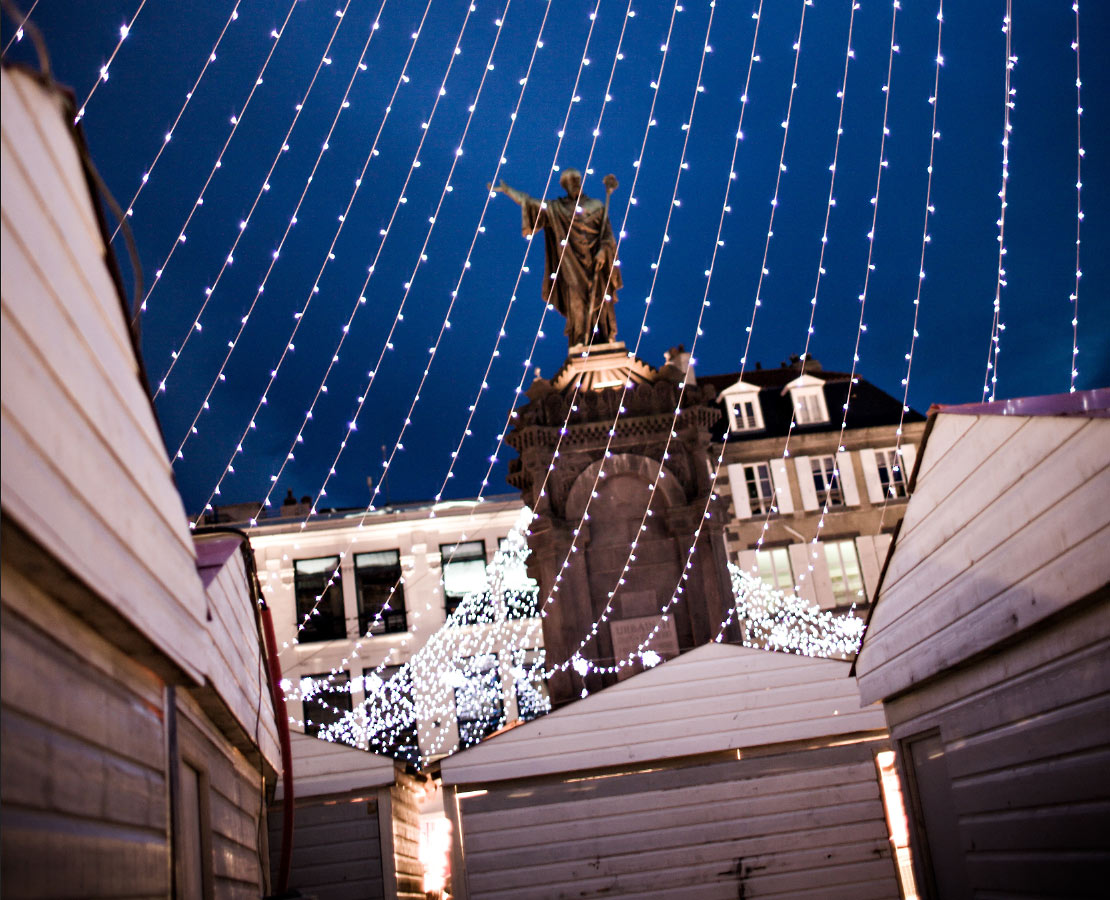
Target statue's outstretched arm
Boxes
[488,179,531,207]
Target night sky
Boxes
[5,0,1108,515]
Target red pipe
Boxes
[259,599,294,895]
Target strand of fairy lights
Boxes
[879,0,943,531]
[193,0,476,526]
[1069,1,1083,393]
[175,0,432,471]
[256,0,530,524]
[1,0,41,56]
[134,0,299,320]
[110,2,243,243]
[270,0,555,673]
[74,0,149,124]
[157,0,360,407]
[274,0,611,663]
[982,0,1014,402]
[741,0,859,572]
[788,0,900,604]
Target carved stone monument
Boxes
[505,347,736,706]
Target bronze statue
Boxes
[491,169,622,351]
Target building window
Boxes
[823,540,864,606]
[362,666,418,761]
[720,381,764,433]
[875,448,908,498]
[811,456,844,508]
[754,547,794,592]
[294,556,347,643]
[743,463,776,515]
[441,540,488,619]
[455,654,503,748]
[355,550,407,635]
[301,672,352,738]
[789,383,829,425]
[512,649,550,723]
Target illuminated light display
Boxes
[73,0,149,124]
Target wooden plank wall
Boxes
[195,538,280,769]
[453,740,901,900]
[269,791,386,900]
[0,67,207,679]
[441,644,885,783]
[176,690,269,899]
[390,770,426,900]
[1,566,170,898]
[276,731,397,801]
[857,413,1110,704]
[884,598,1110,897]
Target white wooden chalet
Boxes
[1,65,279,895]
[440,642,905,900]
[854,390,1110,899]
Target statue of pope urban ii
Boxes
[492,169,622,351]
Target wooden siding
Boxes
[194,536,280,770]
[883,598,1109,897]
[0,67,206,680]
[452,741,901,900]
[1,568,170,898]
[176,689,270,899]
[441,643,886,784]
[388,770,426,900]
[276,731,397,801]
[857,412,1110,704]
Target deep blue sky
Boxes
[6,0,1108,514]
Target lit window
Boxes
[743,463,776,515]
[355,550,407,635]
[441,540,488,619]
[823,540,864,606]
[302,671,351,738]
[811,456,844,508]
[754,547,794,592]
[455,654,503,747]
[294,556,346,642]
[875,448,908,498]
[362,665,417,761]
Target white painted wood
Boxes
[737,549,758,577]
[727,464,751,519]
[856,536,882,603]
[809,543,836,610]
[770,458,794,514]
[860,449,884,503]
[788,543,819,606]
[857,410,1110,703]
[794,456,819,510]
[441,643,885,785]
[838,452,861,506]
[276,732,396,800]
[0,69,207,680]
[899,442,917,484]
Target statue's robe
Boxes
[521,192,622,347]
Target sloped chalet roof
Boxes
[853,388,1110,704]
[440,642,886,785]
[275,731,399,801]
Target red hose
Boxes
[259,600,294,894]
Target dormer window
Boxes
[785,374,829,425]
[719,380,765,433]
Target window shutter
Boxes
[899,443,918,486]
[855,535,882,601]
[737,549,758,577]
[793,456,819,510]
[727,464,751,518]
[838,452,861,506]
[787,543,819,605]
[860,448,884,503]
[810,543,836,609]
[770,459,794,513]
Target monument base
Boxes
[551,342,658,392]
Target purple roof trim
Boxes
[935,388,1110,419]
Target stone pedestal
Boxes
[506,347,735,706]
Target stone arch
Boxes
[564,453,686,522]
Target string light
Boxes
[135,0,300,321]
[74,0,149,124]
[1,0,40,56]
[880,0,944,530]
[109,1,243,243]
[257,0,528,524]
[1069,1,1083,393]
[189,0,465,521]
[983,0,1014,402]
